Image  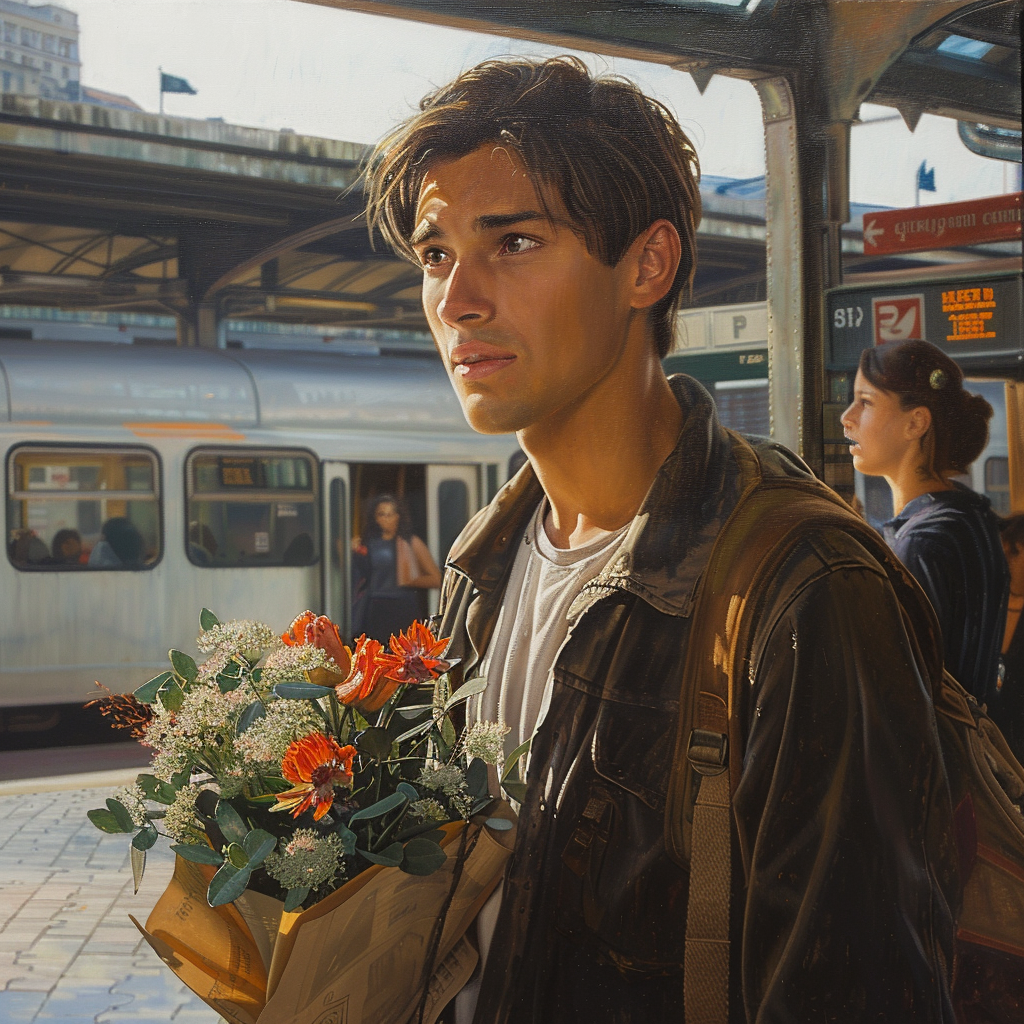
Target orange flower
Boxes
[335,635,401,713]
[378,621,451,684]
[272,732,357,821]
[281,611,352,684]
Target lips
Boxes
[450,342,516,381]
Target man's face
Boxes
[412,144,638,436]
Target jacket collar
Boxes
[447,375,753,618]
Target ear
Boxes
[905,405,932,441]
[628,219,682,311]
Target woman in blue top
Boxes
[841,339,1009,706]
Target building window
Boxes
[7,446,162,571]
[43,61,51,72]
[21,28,40,48]
[42,33,55,53]
[2,24,14,44]
[185,448,319,567]
[61,65,67,77]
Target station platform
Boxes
[0,769,225,1023]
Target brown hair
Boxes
[363,56,701,358]
[858,339,992,477]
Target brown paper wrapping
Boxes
[133,817,515,1024]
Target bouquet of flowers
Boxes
[87,609,524,1024]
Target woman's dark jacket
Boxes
[884,484,1009,706]
[437,376,957,1024]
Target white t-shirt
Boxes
[455,501,627,1023]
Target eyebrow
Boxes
[409,209,549,247]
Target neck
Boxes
[518,339,683,550]
[886,462,953,517]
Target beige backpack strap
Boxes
[672,449,854,1024]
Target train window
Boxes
[186,448,319,567]
[985,457,1010,516]
[6,446,161,571]
[438,479,469,567]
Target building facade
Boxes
[0,1,79,101]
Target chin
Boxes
[459,394,532,436]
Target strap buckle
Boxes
[687,728,728,777]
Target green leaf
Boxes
[466,758,489,798]
[208,863,251,907]
[200,608,220,631]
[226,843,250,869]
[216,801,249,845]
[273,682,334,700]
[136,774,177,805]
[158,679,185,714]
[284,887,309,912]
[217,671,244,694]
[132,824,159,850]
[501,739,532,784]
[88,808,123,834]
[393,719,433,745]
[130,846,146,894]
[171,769,192,790]
[356,727,392,762]
[106,798,136,833]
[485,817,514,831]
[348,791,408,824]
[134,671,172,705]
[440,715,457,750]
[396,782,419,802]
[334,823,357,856]
[502,780,528,804]
[171,843,224,865]
[236,702,266,735]
[444,675,488,712]
[359,842,404,867]
[395,704,433,720]
[242,829,276,867]
[169,650,199,685]
[396,820,446,842]
[401,837,448,876]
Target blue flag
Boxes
[917,161,936,192]
[160,73,196,95]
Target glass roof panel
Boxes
[937,34,996,61]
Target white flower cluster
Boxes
[260,644,332,689]
[113,783,149,827]
[197,619,279,662]
[162,784,204,843]
[463,720,509,767]
[234,700,323,771]
[409,798,447,822]
[264,829,346,892]
[418,764,473,819]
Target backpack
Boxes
[667,434,1024,1024]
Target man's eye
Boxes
[419,247,447,268]
[499,235,540,256]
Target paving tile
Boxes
[0,989,48,1021]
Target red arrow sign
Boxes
[862,192,1021,256]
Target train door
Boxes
[321,461,351,637]
[426,461,480,580]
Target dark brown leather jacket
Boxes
[438,376,957,1024]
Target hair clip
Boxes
[929,369,946,390]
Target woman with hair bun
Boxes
[841,338,1009,704]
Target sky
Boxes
[68,0,1020,209]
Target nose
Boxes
[434,259,494,328]
[840,401,856,429]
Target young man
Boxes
[365,57,957,1024]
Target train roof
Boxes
[0,341,473,433]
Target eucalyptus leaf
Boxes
[356,727,392,761]
[134,671,172,705]
[335,824,357,856]
[236,702,266,735]
[158,679,185,714]
[216,801,249,845]
[466,758,489,798]
[251,668,263,685]
[130,846,146,894]
[132,824,159,850]
[242,829,276,867]
[106,798,136,833]
[501,739,532,784]
[207,863,251,908]
[171,769,193,790]
[200,607,220,630]
[273,682,334,700]
[169,649,199,685]
[485,817,514,832]
[359,842,404,867]
[440,715,457,750]
[395,704,433,720]
[284,887,309,912]
[396,822,446,843]
[396,782,419,802]
[502,780,528,804]
[348,791,408,824]
[137,774,177,805]
[443,675,488,712]
[393,720,433,745]
[87,808,123,834]
[401,837,448,876]
[171,843,224,866]
[217,671,244,694]
[226,843,250,869]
